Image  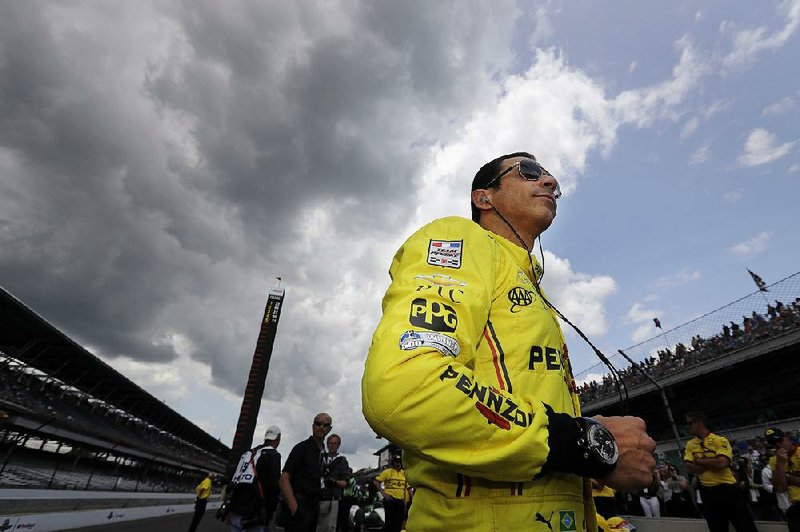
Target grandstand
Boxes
[0,285,229,501]
[577,271,800,460]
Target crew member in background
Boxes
[188,472,214,532]
[362,152,656,531]
[317,433,351,532]
[279,413,332,532]
[373,454,410,532]
[591,478,617,519]
[228,425,282,532]
[683,411,757,532]
[766,427,800,530]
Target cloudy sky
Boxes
[1,1,798,470]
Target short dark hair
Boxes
[470,152,536,222]
[685,411,707,425]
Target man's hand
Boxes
[776,448,789,467]
[288,499,298,516]
[594,415,656,492]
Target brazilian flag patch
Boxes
[559,510,576,531]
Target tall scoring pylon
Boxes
[226,280,285,479]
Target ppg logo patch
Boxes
[409,298,457,332]
[427,240,462,268]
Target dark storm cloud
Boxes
[0,0,514,448]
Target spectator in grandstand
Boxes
[227,425,282,532]
[766,427,800,530]
[683,411,758,532]
[188,471,215,532]
[279,413,332,532]
[317,433,351,532]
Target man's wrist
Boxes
[542,409,618,479]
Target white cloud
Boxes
[723,190,744,203]
[722,0,800,68]
[689,145,710,164]
[681,117,699,139]
[762,95,797,116]
[738,128,795,166]
[653,268,701,289]
[789,163,800,173]
[625,302,663,343]
[728,231,772,258]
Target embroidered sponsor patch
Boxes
[414,274,467,286]
[399,330,460,357]
[409,298,458,332]
[559,510,576,531]
[427,240,462,268]
[507,287,534,312]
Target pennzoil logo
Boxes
[439,365,533,430]
[409,298,457,332]
[508,287,534,312]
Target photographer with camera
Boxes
[317,434,351,532]
[226,425,282,532]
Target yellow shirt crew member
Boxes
[683,433,736,487]
[375,467,410,503]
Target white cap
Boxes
[264,425,281,440]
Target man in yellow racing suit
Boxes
[362,152,656,531]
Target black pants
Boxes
[787,502,800,532]
[187,498,208,532]
[699,484,758,532]
[383,498,405,532]
[593,496,617,519]
[280,497,320,532]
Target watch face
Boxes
[587,424,619,465]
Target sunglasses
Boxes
[486,160,562,199]
[314,421,332,428]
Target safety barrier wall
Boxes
[0,490,221,531]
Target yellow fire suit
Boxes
[362,216,595,531]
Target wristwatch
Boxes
[576,417,619,478]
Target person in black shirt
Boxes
[318,433,351,532]
[279,413,332,532]
[228,425,282,532]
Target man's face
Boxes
[686,418,701,436]
[313,414,332,440]
[481,156,559,232]
[327,437,341,454]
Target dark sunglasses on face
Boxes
[486,160,562,199]
[314,421,332,428]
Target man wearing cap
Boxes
[228,425,282,532]
[683,411,757,532]
[362,152,657,531]
[280,413,333,532]
[766,427,800,530]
